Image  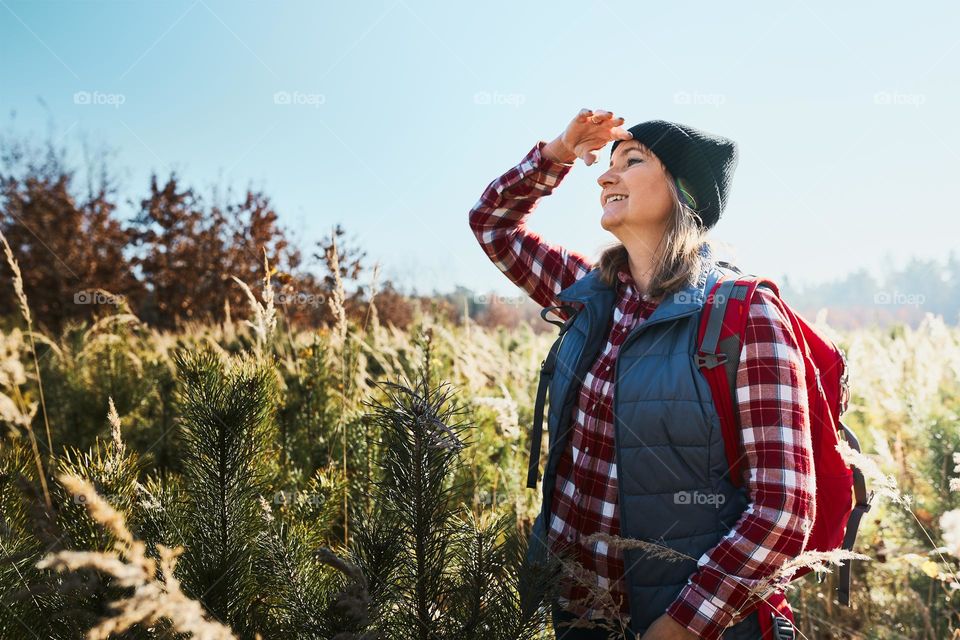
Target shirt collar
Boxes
[616,266,645,300]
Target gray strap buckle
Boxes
[772,615,795,640]
[695,351,728,369]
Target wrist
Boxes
[542,136,577,165]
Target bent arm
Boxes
[468,140,592,321]
[665,286,816,640]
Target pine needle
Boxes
[37,473,239,640]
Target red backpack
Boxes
[695,268,872,638]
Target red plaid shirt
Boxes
[469,140,815,640]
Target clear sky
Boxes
[2,0,958,297]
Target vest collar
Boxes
[557,243,719,325]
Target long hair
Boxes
[595,164,717,301]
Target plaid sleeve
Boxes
[666,285,816,640]
[468,140,592,321]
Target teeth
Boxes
[605,194,626,204]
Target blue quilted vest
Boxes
[526,246,757,637]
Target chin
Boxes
[600,212,622,232]
[600,210,613,227]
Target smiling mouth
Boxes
[603,194,628,206]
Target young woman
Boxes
[469,109,815,640]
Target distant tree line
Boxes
[779,256,960,329]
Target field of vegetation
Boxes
[2,229,960,639]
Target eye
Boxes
[628,158,644,165]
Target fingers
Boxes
[577,109,622,123]
[589,110,613,124]
[577,108,627,127]
[570,109,630,164]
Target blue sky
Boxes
[2,0,958,297]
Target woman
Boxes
[469,109,815,640]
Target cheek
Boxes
[627,172,673,217]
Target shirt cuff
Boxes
[489,141,574,207]
[665,567,755,640]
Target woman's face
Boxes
[597,141,674,237]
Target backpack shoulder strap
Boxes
[527,303,581,489]
[837,422,873,606]
[696,275,776,487]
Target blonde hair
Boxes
[595,161,716,300]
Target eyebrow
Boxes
[609,145,646,166]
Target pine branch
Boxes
[174,347,279,635]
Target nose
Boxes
[597,165,619,188]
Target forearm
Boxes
[468,140,591,315]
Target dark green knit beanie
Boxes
[610,120,739,229]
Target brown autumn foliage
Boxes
[0,136,141,331]
[0,131,438,333]
[129,173,301,328]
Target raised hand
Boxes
[543,108,633,166]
